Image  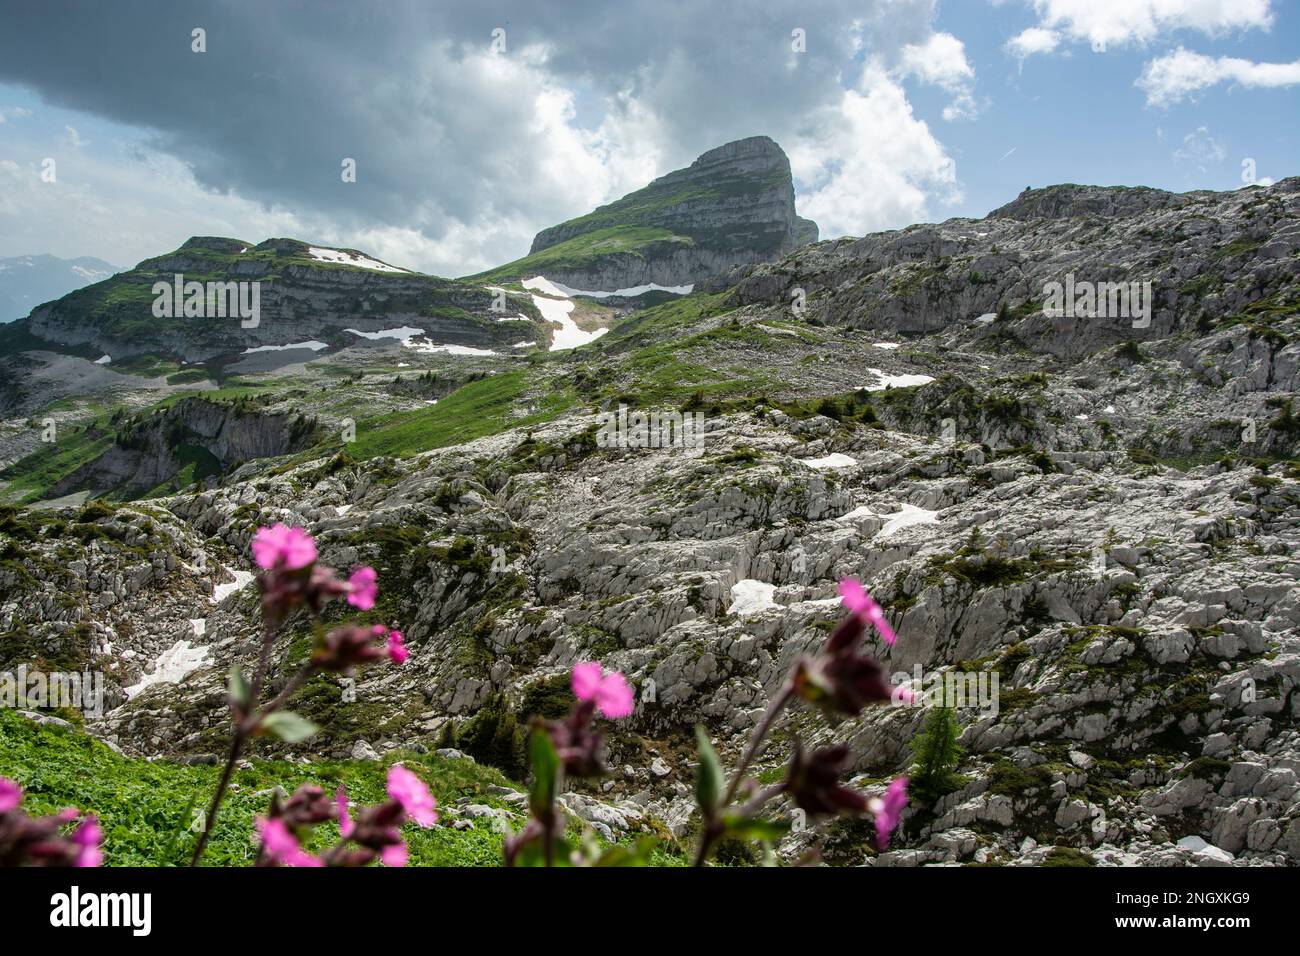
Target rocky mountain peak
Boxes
[478,137,817,290]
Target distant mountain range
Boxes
[0,138,817,369]
[0,254,122,323]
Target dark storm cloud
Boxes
[0,0,930,231]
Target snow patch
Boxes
[409,343,499,356]
[522,276,612,350]
[546,280,693,299]
[729,580,778,616]
[94,354,111,365]
[211,568,255,604]
[346,326,498,355]
[870,342,902,350]
[863,368,935,389]
[1176,836,1234,863]
[124,640,211,699]
[346,326,424,342]
[800,453,858,470]
[974,313,997,324]
[242,340,329,354]
[521,276,570,298]
[879,504,940,538]
[835,503,940,537]
[308,247,408,273]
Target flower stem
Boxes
[721,682,794,808]
[189,729,245,866]
[190,624,294,866]
[693,682,795,867]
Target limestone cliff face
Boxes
[50,396,320,496]
[517,136,818,290]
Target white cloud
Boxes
[1138,47,1300,106]
[897,32,978,120]
[1006,27,1061,58]
[1009,0,1274,52]
[789,65,961,238]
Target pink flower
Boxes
[0,777,21,814]
[839,578,898,646]
[72,816,103,868]
[386,629,408,664]
[870,776,909,850]
[336,787,354,838]
[571,662,634,719]
[256,817,322,867]
[252,524,317,571]
[571,661,603,700]
[386,765,437,827]
[380,841,409,867]
[346,566,378,610]
[595,671,634,719]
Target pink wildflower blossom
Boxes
[386,765,437,827]
[380,842,409,867]
[336,787,354,838]
[346,566,378,610]
[72,817,103,868]
[571,662,635,719]
[871,776,909,850]
[0,778,20,814]
[256,817,322,867]
[839,578,898,645]
[252,524,317,571]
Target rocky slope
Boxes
[1,176,1297,867]
[477,136,818,290]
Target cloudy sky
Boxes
[1,0,1297,276]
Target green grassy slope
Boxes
[0,709,514,866]
[470,226,693,284]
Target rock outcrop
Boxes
[49,397,323,497]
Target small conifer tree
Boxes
[910,706,965,803]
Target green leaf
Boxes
[227,665,252,711]
[722,816,791,842]
[694,724,724,818]
[593,837,658,867]
[513,834,573,868]
[260,711,319,744]
[528,726,561,817]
